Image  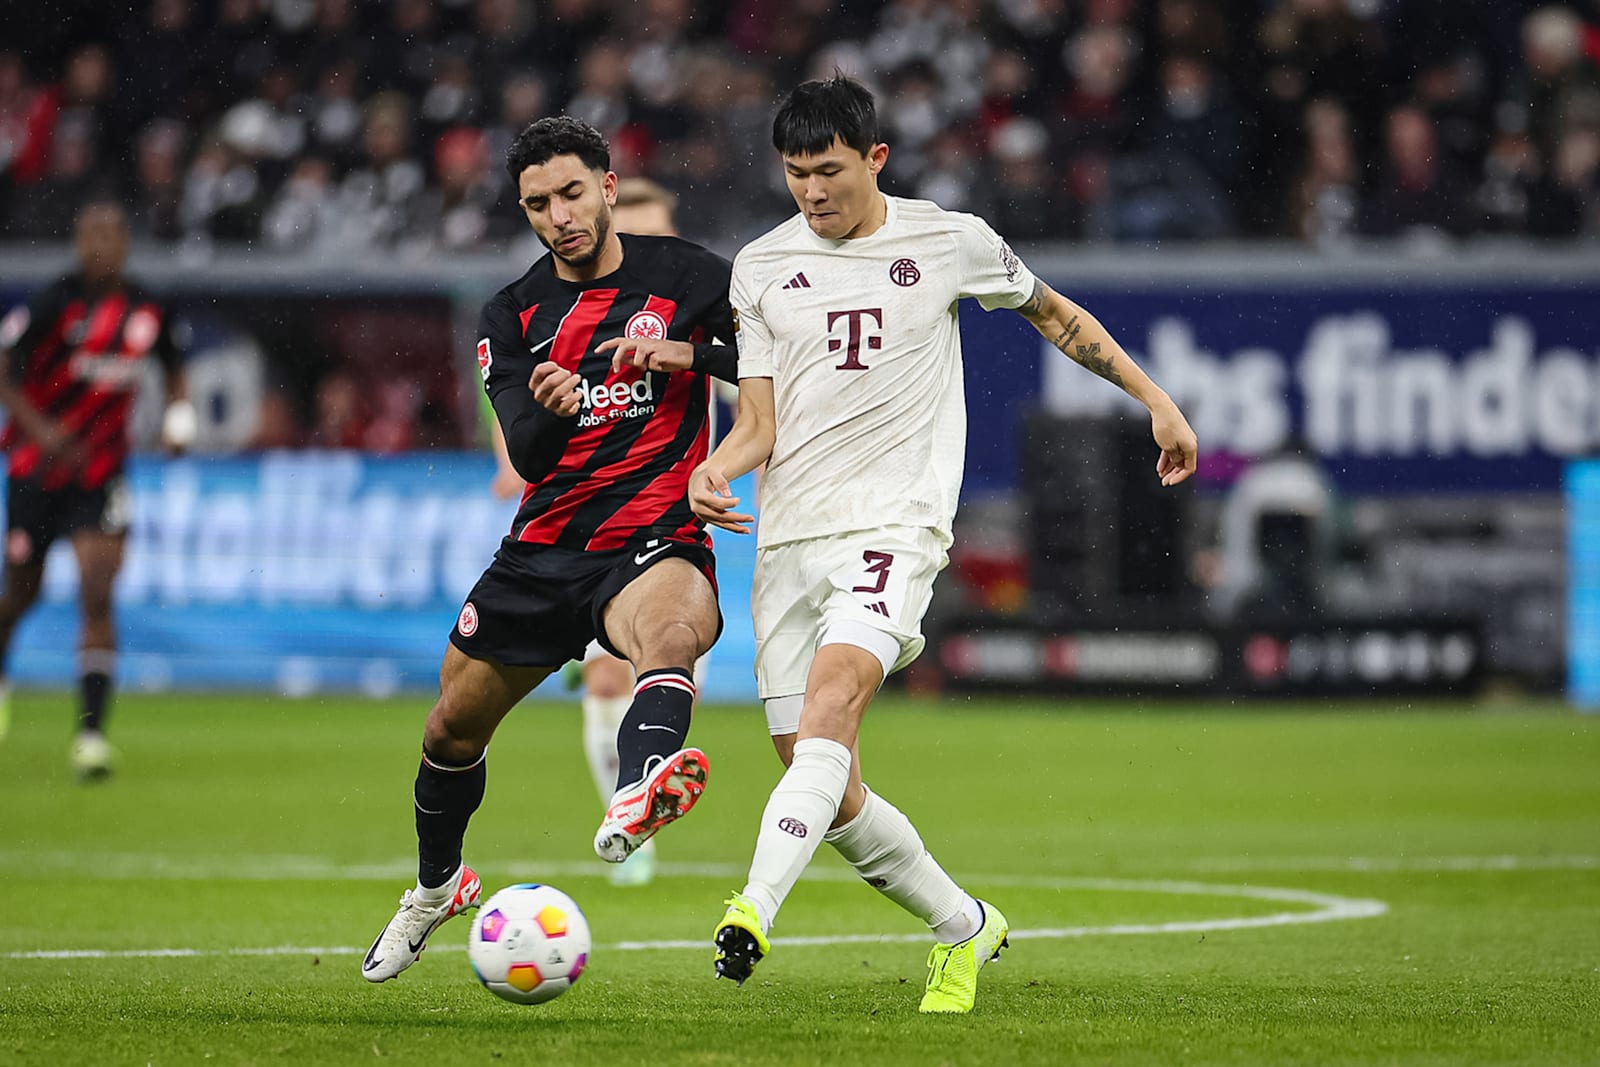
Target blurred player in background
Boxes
[485,176,691,888]
[691,77,1198,1012]
[0,200,193,776]
[364,118,740,982]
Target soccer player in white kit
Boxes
[689,76,1199,1013]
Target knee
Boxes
[584,656,633,698]
[423,696,488,764]
[635,618,704,668]
[807,671,873,721]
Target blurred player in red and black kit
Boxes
[363,117,738,982]
[0,200,193,778]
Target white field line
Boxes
[1,851,1592,882]
[1183,854,1599,873]
[0,863,1386,962]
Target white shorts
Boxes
[753,525,948,731]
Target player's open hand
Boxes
[689,462,753,534]
[1151,400,1198,487]
[529,362,582,417]
[598,336,694,374]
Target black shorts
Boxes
[4,476,130,566]
[448,535,722,669]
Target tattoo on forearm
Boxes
[1019,279,1047,317]
[1049,314,1082,350]
[1071,341,1124,387]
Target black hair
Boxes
[504,115,610,183]
[771,74,879,158]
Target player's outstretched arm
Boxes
[689,376,775,534]
[1015,280,1198,487]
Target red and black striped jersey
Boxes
[0,274,185,491]
[480,234,736,552]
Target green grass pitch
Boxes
[1,691,1596,1066]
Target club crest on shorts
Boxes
[625,310,668,340]
[457,601,479,637]
[778,816,809,838]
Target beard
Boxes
[547,206,613,269]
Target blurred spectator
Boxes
[371,0,444,97]
[1360,104,1477,239]
[410,127,501,254]
[179,137,263,245]
[1288,98,1361,247]
[130,120,188,242]
[985,117,1075,238]
[1057,22,1141,238]
[417,51,483,150]
[205,0,279,110]
[218,67,308,187]
[1510,6,1600,173]
[261,156,338,251]
[305,60,365,168]
[1111,54,1242,241]
[309,370,367,449]
[0,52,45,191]
[332,93,425,252]
[118,0,203,132]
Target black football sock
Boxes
[414,747,487,890]
[614,668,695,792]
[79,669,113,735]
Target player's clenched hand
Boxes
[35,419,84,468]
[598,336,694,374]
[689,462,753,535]
[529,362,582,417]
[1151,400,1198,487]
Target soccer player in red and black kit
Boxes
[0,200,192,778]
[363,117,737,982]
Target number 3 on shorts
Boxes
[852,551,895,595]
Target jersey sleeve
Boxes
[478,291,571,483]
[682,244,739,383]
[953,214,1037,311]
[729,253,775,379]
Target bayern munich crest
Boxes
[457,602,479,637]
[889,258,920,287]
[625,310,668,340]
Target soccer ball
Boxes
[467,883,591,1004]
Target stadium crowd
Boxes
[2,0,1599,255]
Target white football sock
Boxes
[741,736,853,932]
[824,785,981,943]
[582,694,632,803]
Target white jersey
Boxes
[732,195,1036,548]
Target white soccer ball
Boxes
[467,883,591,1004]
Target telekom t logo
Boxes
[827,308,883,370]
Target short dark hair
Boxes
[504,116,610,183]
[771,75,879,158]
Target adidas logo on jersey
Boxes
[781,273,811,290]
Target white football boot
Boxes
[70,731,115,781]
[361,863,481,982]
[593,748,709,863]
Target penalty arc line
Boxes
[1,875,1386,961]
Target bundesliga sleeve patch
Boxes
[477,338,492,382]
[0,305,28,348]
